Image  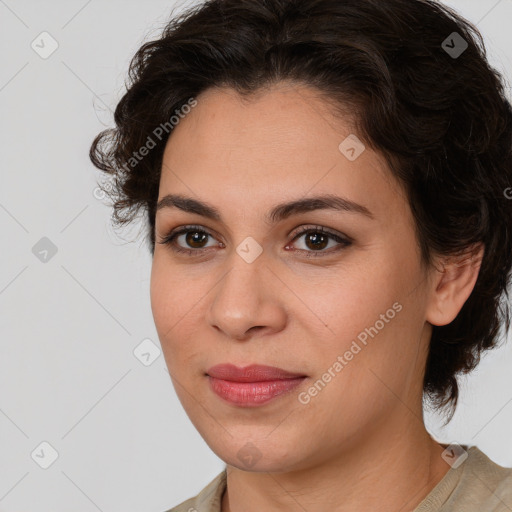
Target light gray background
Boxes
[1,0,511,510]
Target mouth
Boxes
[206,364,308,407]
[206,363,307,382]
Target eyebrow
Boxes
[155,193,374,224]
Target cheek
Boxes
[305,264,401,339]
[299,306,420,434]
[149,261,168,330]
[150,256,192,326]
[303,259,421,385]
[149,258,185,347]
[150,258,206,368]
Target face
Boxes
[150,82,436,473]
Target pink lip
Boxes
[206,364,307,407]
[207,364,306,381]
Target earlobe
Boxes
[426,243,484,327]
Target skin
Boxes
[150,82,484,512]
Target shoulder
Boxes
[448,446,512,511]
[162,470,227,512]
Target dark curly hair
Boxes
[89,0,512,420]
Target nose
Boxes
[205,251,288,341]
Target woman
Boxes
[89,0,512,510]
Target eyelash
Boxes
[157,224,352,258]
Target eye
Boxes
[157,225,221,256]
[157,224,352,258]
[286,225,352,258]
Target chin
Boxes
[206,434,307,473]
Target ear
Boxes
[426,243,484,327]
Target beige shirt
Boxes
[165,446,512,512]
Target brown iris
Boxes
[304,232,329,251]
[185,231,208,248]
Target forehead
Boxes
[158,83,406,222]
[168,82,358,155]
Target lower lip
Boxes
[208,376,306,407]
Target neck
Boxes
[221,411,450,512]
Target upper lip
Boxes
[207,364,306,382]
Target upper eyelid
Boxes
[167,224,222,242]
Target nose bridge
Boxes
[215,244,267,312]
[207,241,286,339]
